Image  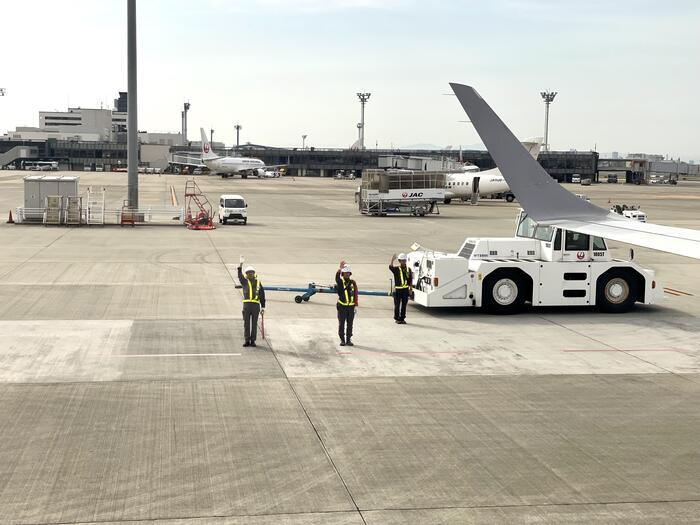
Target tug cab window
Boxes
[593,236,607,250]
[516,214,537,238]
[534,225,555,242]
[565,231,590,251]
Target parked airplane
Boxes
[444,140,541,204]
[451,83,700,260]
[199,128,282,179]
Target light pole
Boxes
[181,102,190,146]
[356,92,371,150]
[210,128,214,147]
[234,124,242,147]
[302,134,307,150]
[540,91,557,152]
[127,0,138,209]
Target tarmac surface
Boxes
[0,171,699,524]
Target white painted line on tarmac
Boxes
[112,353,242,358]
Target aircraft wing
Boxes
[450,83,700,260]
[545,215,700,259]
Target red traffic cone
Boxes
[7,210,14,224]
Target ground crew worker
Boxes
[390,253,413,324]
[335,261,358,346]
[238,256,265,347]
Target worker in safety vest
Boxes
[335,261,358,346]
[238,256,266,347]
[390,253,413,324]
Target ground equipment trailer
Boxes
[358,169,446,216]
[407,210,662,313]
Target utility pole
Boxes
[540,91,557,152]
[356,92,371,150]
[302,134,307,150]
[210,129,214,147]
[181,102,190,145]
[234,124,242,147]
[127,0,138,209]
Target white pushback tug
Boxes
[407,209,661,313]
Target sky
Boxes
[1,0,699,159]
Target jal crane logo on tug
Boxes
[576,251,586,260]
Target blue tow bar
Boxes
[236,282,392,303]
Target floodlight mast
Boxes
[127,0,138,209]
[357,92,371,150]
[181,102,190,145]
[540,91,557,152]
[234,124,242,147]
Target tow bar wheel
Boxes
[492,278,519,306]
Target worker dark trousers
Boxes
[337,304,355,342]
[394,288,409,321]
[243,302,261,343]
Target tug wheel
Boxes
[482,270,527,314]
[596,270,638,313]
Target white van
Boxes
[218,194,247,225]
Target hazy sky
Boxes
[1,0,698,158]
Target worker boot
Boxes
[346,339,354,347]
[243,341,250,347]
[339,338,346,346]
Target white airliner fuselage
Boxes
[444,140,542,204]
[203,156,265,177]
[444,168,509,203]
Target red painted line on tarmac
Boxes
[664,289,682,297]
[563,348,691,354]
[337,351,469,356]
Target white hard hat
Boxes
[244,266,255,273]
[341,265,352,273]
[398,253,407,260]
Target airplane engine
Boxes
[256,168,265,178]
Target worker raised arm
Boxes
[237,255,247,286]
[335,260,346,288]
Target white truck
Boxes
[610,204,647,222]
[218,194,248,225]
[407,210,661,313]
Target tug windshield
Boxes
[517,213,555,242]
